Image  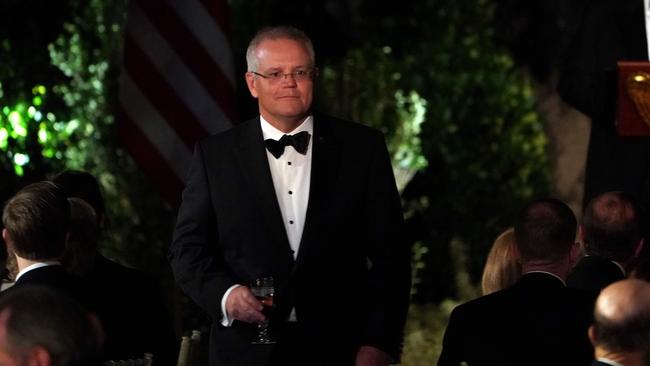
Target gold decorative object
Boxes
[627,71,650,128]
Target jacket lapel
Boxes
[295,114,341,268]
[235,118,293,262]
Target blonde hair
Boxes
[481,228,521,295]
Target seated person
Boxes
[53,170,177,365]
[568,191,642,293]
[438,198,595,366]
[589,279,650,366]
[0,284,103,366]
[1,181,94,309]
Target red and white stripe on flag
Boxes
[117,0,236,206]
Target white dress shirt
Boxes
[260,115,313,256]
[220,115,313,326]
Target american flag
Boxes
[117,0,236,205]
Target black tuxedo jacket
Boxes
[592,361,616,366]
[437,273,596,366]
[12,264,95,311]
[567,255,625,294]
[170,113,411,366]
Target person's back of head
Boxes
[514,197,577,264]
[64,198,100,276]
[1,181,70,261]
[589,279,650,364]
[481,227,521,295]
[51,170,105,227]
[583,191,640,262]
[0,284,103,366]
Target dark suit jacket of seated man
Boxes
[437,198,596,366]
[169,26,411,366]
[1,181,96,312]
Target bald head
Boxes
[591,279,650,352]
[583,191,640,262]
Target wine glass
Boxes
[250,276,276,344]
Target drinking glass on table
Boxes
[250,276,276,344]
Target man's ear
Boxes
[2,229,11,250]
[569,241,583,268]
[635,238,645,258]
[26,346,51,366]
[245,72,259,98]
[588,325,598,346]
[577,225,585,244]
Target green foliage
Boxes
[45,0,175,272]
[317,45,428,191]
[394,0,550,298]
[308,0,550,300]
[0,85,67,177]
[0,0,173,273]
[402,301,457,365]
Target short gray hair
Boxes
[246,26,315,72]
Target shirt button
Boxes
[287,162,292,165]
[289,220,294,224]
[288,190,293,195]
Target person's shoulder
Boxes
[568,255,625,291]
[315,112,384,137]
[450,291,507,317]
[199,116,259,148]
[564,285,598,305]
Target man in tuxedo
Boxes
[589,279,650,366]
[437,198,595,366]
[169,26,410,366]
[1,181,92,309]
[558,0,650,219]
[568,191,643,293]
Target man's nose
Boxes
[281,73,298,85]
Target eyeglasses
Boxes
[250,69,314,82]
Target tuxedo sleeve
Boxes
[360,130,411,361]
[169,141,236,320]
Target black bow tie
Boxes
[265,131,311,158]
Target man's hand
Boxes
[225,286,265,324]
[355,346,393,366]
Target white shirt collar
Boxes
[597,357,624,366]
[260,115,314,141]
[15,261,61,282]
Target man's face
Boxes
[245,38,314,129]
